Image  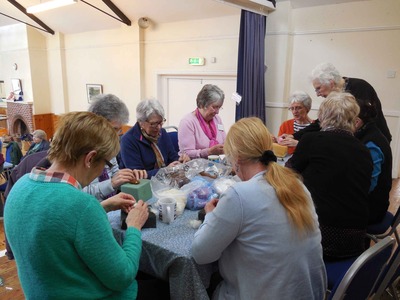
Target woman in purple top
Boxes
[178,84,226,159]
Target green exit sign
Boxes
[189,57,205,66]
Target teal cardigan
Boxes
[5,173,142,299]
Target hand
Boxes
[271,135,278,143]
[168,161,181,167]
[204,198,219,213]
[111,169,136,189]
[208,144,224,155]
[101,193,136,213]
[278,137,298,147]
[179,153,190,163]
[126,200,149,230]
[278,134,294,141]
[132,169,147,180]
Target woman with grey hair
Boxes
[88,94,130,133]
[286,92,372,260]
[120,99,190,178]
[25,129,50,157]
[305,62,391,142]
[85,94,147,200]
[277,91,314,154]
[178,84,226,159]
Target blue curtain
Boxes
[235,10,266,122]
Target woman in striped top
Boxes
[277,91,314,154]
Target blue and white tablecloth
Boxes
[108,200,214,300]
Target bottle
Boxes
[18,91,23,101]
[205,161,219,177]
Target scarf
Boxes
[195,108,218,147]
[141,127,166,168]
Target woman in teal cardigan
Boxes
[5,112,149,299]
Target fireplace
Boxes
[6,101,34,137]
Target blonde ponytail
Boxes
[224,117,316,236]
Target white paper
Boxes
[231,92,242,104]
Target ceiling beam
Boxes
[7,0,55,35]
[80,0,131,26]
[0,12,53,34]
[102,0,131,26]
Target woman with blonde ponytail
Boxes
[192,117,326,300]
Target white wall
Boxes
[142,15,240,97]
[266,0,400,177]
[0,0,399,176]
[0,24,31,104]
[61,26,142,116]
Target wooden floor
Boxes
[0,221,24,299]
[1,179,400,299]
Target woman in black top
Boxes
[291,63,391,143]
[287,92,373,260]
[355,98,392,224]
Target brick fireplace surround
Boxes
[6,101,34,136]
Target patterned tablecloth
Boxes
[108,199,214,300]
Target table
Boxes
[108,200,214,300]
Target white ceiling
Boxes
[0,0,370,35]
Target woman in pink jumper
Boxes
[178,84,226,159]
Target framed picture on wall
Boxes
[86,84,103,103]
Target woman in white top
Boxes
[191,117,327,300]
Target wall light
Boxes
[27,0,78,14]
[138,17,151,29]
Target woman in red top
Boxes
[277,91,314,154]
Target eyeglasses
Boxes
[146,118,166,128]
[210,105,223,112]
[104,159,114,169]
[288,106,304,111]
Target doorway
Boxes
[157,73,237,133]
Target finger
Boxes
[134,200,145,207]
[119,192,136,201]
[132,169,140,179]
[141,170,148,179]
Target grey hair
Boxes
[33,129,47,140]
[88,94,129,124]
[136,99,165,122]
[318,92,359,132]
[196,84,225,108]
[289,91,312,111]
[310,62,342,86]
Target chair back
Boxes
[369,206,400,245]
[367,211,394,235]
[164,126,179,153]
[330,236,395,300]
[5,145,12,163]
[371,243,400,299]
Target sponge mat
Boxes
[272,143,288,158]
[120,179,152,201]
